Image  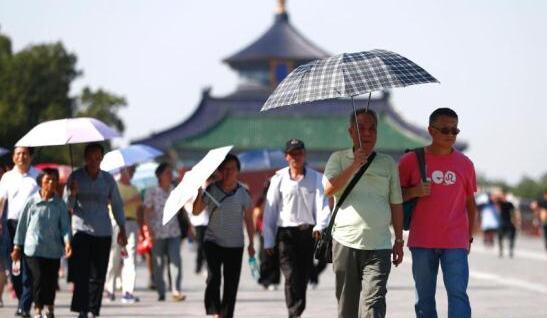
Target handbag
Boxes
[402,147,427,231]
[137,224,153,255]
[314,152,377,263]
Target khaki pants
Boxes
[333,240,391,318]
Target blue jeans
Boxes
[410,248,471,318]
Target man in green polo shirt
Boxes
[323,109,404,318]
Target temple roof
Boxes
[132,90,466,155]
[224,12,329,70]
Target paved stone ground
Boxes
[1,234,546,317]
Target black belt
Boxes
[279,224,313,231]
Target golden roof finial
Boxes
[276,0,286,14]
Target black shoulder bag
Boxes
[402,147,427,231]
[314,152,377,263]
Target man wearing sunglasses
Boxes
[398,108,477,318]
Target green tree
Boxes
[0,32,126,165]
[76,87,126,133]
[512,173,547,200]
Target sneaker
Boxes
[267,284,278,291]
[171,293,187,302]
[104,290,115,302]
[121,292,140,304]
[15,309,31,318]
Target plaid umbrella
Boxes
[262,49,438,110]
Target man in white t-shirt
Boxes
[0,147,39,317]
[263,139,330,318]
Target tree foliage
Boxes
[0,32,126,165]
[512,173,547,200]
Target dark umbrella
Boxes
[261,49,439,146]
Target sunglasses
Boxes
[431,126,460,135]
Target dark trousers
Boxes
[277,226,314,318]
[194,225,207,273]
[498,225,516,255]
[258,234,280,287]
[542,224,547,251]
[70,232,111,316]
[309,257,328,285]
[204,241,243,318]
[7,220,33,312]
[25,257,60,307]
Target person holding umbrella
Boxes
[12,168,72,318]
[399,108,477,318]
[192,153,255,318]
[66,142,127,318]
[0,147,40,318]
[323,109,404,318]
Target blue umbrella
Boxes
[238,149,286,171]
[0,147,8,157]
[100,144,163,172]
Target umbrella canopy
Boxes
[238,149,286,171]
[261,49,439,111]
[15,117,120,147]
[0,147,8,157]
[162,145,233,225]
[100,144,163,172]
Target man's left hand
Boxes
[118,229,128,246]
[392,241,404,267]
[313,231,321,241]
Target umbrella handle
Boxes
[203,189,220,207]
[351,96,363,148]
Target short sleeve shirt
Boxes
[203,183,251,248]
[118,182,141,220]
[399,149,477,248]
[323,150,403,250]
[0,167,39,221]
[144,186,181,239]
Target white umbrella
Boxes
[162,145,233,225]
[101,144,163,172]
[15,117,120,147]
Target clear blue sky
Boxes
[1,0,546,184]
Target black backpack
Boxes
[402,148,426,231]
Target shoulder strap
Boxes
[324,152,377,237]
[415,147,427,182]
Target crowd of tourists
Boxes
[1,107,544,318]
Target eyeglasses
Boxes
[430,126,460,135]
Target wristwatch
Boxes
[395,238,404,244]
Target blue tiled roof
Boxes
[224,12,329,69]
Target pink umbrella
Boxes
[15,117,120,147]
[15,117,120,167]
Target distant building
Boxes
[134,0,465,167]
